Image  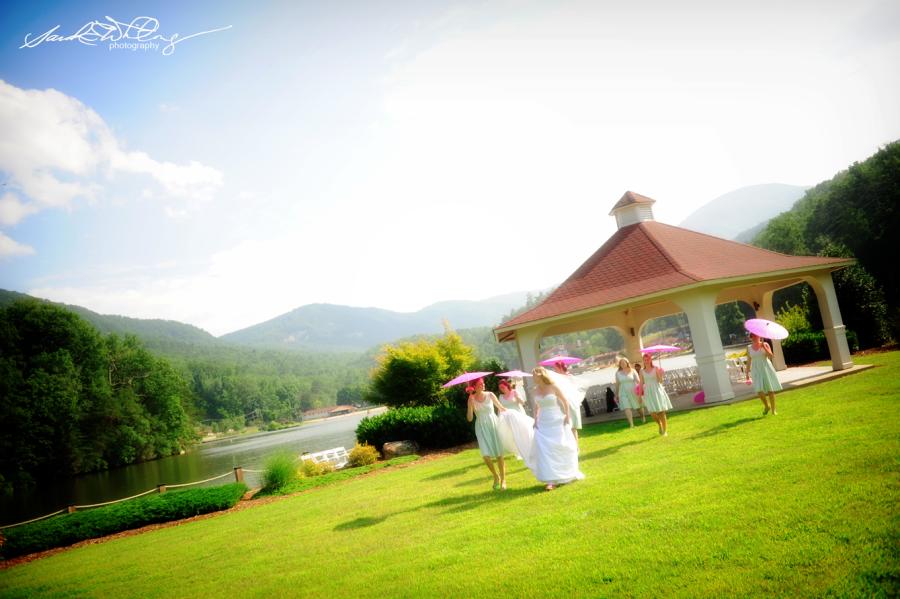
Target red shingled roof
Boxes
[498,221,851,330]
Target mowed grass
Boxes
[2,353,898,598]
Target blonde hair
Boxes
[531,366,554,386]
[617,357,631,370]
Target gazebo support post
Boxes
[806,273,853,371]
[758,290,787,371]
[514,328,542,374]
[622,313,642,363]
[514,328,542,408]
[677,291,735,403]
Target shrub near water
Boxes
[261,452,299,492]
[348,443,379,467]
[356,403,472,450]
[299,459,335,477]
[1,483,247,560]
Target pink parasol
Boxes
[640,344,681,354]
[640,344,681,368]
[744,318,789,340]
[496,370,532,378]
[538,355,582,366]
[442,371,493,388]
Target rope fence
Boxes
[165,471,234,489]
[0,466,249,531]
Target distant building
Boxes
[303,405,357,419]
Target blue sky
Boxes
[1,0,898,335]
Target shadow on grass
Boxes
[333,515,392,530]
[423,461,482,481]
[688,417,759,440]
[579,437,654,462]
[453,461,531,488]
[332,486,544,531]
[424,486,544,514]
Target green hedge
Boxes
[782,330,859,365]
[356,404,473,450]
[1,482,247,560]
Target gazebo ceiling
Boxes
[497,220,852,333]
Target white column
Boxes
[807,273,853,371]
[758,291,786,371]
[624,334,642,364]
[677,291,735,403]
[623,316,642,363]
[514,327,543,408]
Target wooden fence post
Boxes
[157,484,167,494]
[233,467,244,483]
[67,506,76,514]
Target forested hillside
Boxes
[0,290,219,351]
[0,300,195,488]
[752,140,898,347]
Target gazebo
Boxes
[494,192,855,404]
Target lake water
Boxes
[0,408,384,527]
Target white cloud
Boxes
[0,231,35,258]
[0,79,224,227]
[0,192,38,226]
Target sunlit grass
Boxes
[2,353,897,597]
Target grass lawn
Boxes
[2,352,898,598]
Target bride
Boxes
[527,366,585,490]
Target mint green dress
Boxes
[748,344,783,393]
[472,394,503,458]
[615,369,641,410]
[499,390,526,413]
[642,367,672,413]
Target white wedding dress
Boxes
[497,392,534,459]
[527,393,585,484]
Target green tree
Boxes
[753,140,899,343]
[715,302,755,346]
[367,331,476,408]
[0,300,198,486]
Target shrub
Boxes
[777,302,812,335]
[262,451,299,492]
[781,330,859,364]
[356,403,473,450]
[299,459,335,477]
[348,443,379,467]
[1,483,247,559]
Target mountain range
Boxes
[220,292,529,351]
[0,289,529,353]
[678,183,807,241]
[2,184,807,354]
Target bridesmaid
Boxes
[465,378,508,490]
[633,362,647,420]
[497,379,527,413]
[747,332,783,415]
[614,357,644,428]
[496,378,535,461]
[641,353,673,436]
[530,367,584,491]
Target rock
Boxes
[382,440,419,458]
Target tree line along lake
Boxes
[0,409,383,527]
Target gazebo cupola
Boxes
[609,191,656,229]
